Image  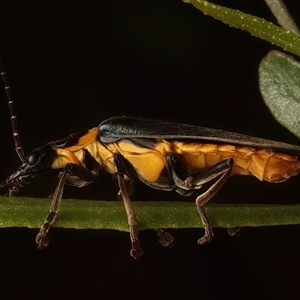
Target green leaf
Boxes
[259,50,300,138]
[264,0,300,35]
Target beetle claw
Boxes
[130,241,144,260]
[227,227,241,237]
[197,232,214,245]
[157,229,174,248]
[197,221,214,245]
[36,230,49,249]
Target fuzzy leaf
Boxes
[259,50,300,138]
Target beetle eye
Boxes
[27,151,39,165]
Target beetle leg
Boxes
[156,229,174,248]
[36,164,70,249]
[168,155,234,244]
[115,172,143,260]
[167,155,233,193]
[36,153,99,249]
[115,176,136,198]
[113,154,143,259]
[65,149,99,187]
[8,186,20,197]
[166,155,193,196]
[227,227,241,236]
[194,158,234,244]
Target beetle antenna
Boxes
[0,60,26,163]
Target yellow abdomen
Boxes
[171,141,300,183]
[103,139,300,184]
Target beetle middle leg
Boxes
[36,165,70,249]
[114,154,143,260]
[168,155,234,244]
[115,172,143,260]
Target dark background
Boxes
[1,0,300,298]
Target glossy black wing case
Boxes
[99,117,300,154]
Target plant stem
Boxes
[183,0,300,57]
[1,196,300,231]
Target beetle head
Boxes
[0,145,56,195]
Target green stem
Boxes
[184,0,300,57]
[1,196,300,231]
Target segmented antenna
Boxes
[0,61,26,163]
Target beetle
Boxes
[1,61,300,260]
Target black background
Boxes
[1,0,300,298]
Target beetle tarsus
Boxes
[196,206,214,244]
[36,211,57,249]
[227,227,241,237]
[130,245,143,260]
[130,242,143,260]
[156,229,174,248]
[129,225,143,260]
[197,233,214,244]
[8,186,20,196]
[36,231,49,249]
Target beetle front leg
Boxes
[36,156,99,249]
[36,165,70,249]
[115,172,143,260]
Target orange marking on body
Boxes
[169,141,300,182]
[65,128,99,152]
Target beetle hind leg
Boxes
[194,158,234,244]
[168,155,234,244]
